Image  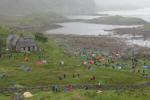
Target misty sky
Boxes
[95,0,150,10]
[0,0,150,15]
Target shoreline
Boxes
[45,33,150,55]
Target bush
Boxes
[35,32,48,43]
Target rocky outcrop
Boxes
[86,15,147,25]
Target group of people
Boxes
[58,73,99,81]
[52,82,102,93]
[58,73,80,81]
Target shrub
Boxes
[35,32,48,43]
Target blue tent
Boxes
[143,66,149,69]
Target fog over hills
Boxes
[95,0,150,10]
[1,0,150,16]
[0,0,95,15]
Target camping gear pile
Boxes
[0,72,7,79]
[116,63,127,70]
[143,66,150,69]
[96,90,103,94]
[36,60,47,65]
[24,56,30,62]
[60,60,64,65]
[36,52,49,65]
[20,65,32,72]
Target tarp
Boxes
[0,73,7,79]
[23,92,33,98]
[36,60,47,65]
[143,66,149,69]
[20,65,32,72]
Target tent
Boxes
[23,92,33,98]
[143,66,149,69]
[36,60,47,65]
[20,65,32,72]
[0,73,7,79]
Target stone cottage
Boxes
[16,36,37,52]
[0,36,2,57]
[7,33,38,52]
[0,36,2,51]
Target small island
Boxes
[86,15,147,25]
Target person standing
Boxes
[64,74,66,79]
[73,74,75,78]
[77,73,80,78]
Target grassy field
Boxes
[25,88,150,100]
[1,40,149,87]
[0,27,150,99]
[1,89,150,100]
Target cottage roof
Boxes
[7,33,19,46]
[16,37,36,48]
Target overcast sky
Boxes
[0,0,150,15]
[95,0,150,10]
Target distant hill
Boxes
[86,15,147,25]
[14,12,68,31]
[18,12,67,25]
[0,0,95,15]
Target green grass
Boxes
[0,95,11,100]
[0,38,149,88]
[1,88,150,100]
[0,27,150,99]
[23,88,150,100]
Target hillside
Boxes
[86,15,147,25]
[0,12,68,32]
[15,12,68,31]
[0,27,150,100]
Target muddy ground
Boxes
[113,27,150,40]
[46,34,150,56]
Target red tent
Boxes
[89,60,94,65]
